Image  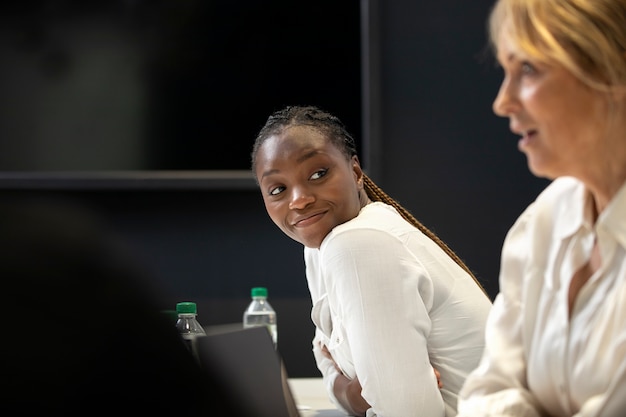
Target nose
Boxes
[492,76,518,117]
[288,185,315,210]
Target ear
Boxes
[351,155,364,187]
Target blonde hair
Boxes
[489,0,626,93]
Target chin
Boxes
[296,234,320,249]
[528,165,557,181]
[527,164,544,178]
[526,156,555,180]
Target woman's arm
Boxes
[324,343,443,417]
[332,373,369,416]
[313,329,355,415]
[319,343,370,416]
[322,229,445,416]
[577,358,626,417]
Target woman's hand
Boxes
[321,344,370,416]
[321,343,342,373]
[434,368,443,389]
[333,373,370,416]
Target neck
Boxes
[359,190,372,208]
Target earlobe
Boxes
[352,155,362,169]
[352,156,364,187]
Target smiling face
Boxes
[254,125,365,248]
[492,35,610,180]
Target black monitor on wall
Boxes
[0,0,377,188]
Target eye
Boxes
[269,185,285,196]
[310,169,328,181]
[521,61,536,75]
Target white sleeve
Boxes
[322,228,445,417]
[575,353,626,416]
[311,328,351,415]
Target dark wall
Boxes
[2,1,551,378]
[372,0,549,297]
[0,0,361,171]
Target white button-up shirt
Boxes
[458,177,626,417]
[305,202,492,416]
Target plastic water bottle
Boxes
[243,287,277,348]
[175,301,206,360]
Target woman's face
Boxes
[254,125,365,248]
[492,34,609,180]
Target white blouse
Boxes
[458,177,626,417]
[305,202,492,417]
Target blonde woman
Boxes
[458,0,626,416]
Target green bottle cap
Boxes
[176,301,197,314]
[251,287,268,298]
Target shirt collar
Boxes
[553,178,589,240]
[597,179,626,250]
[553,177,626,249]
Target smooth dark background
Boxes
[1,0,549,377]
[0,0,362,170]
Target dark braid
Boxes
[253,105,488,297]
[363,174,489,297]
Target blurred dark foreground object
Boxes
[0,193,247,416]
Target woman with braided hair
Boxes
[251,105,491,417]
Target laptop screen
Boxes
[195,326,301,417]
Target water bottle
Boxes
[243,287,277,348]
[175,301,206,360]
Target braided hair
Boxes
[363,174,488,297]
[252,105,488,297]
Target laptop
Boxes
[195,326,301,417]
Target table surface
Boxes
[288,378,345,417]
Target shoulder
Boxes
[509,176,583,239]
[500,177,583,293]
[534,176,582,208]
[321,202,409,253]
[332,202,409,236]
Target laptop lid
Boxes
[195,326,300,417]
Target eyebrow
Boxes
[260,168,279,180]
[260,149,322,180]
[296,149,321,163]
[496,51,515,64]
[505,52,517,63]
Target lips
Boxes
[519,130,534,141]
[518,129,538,150]
[510,121,537,142]
[292,211,326,227]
